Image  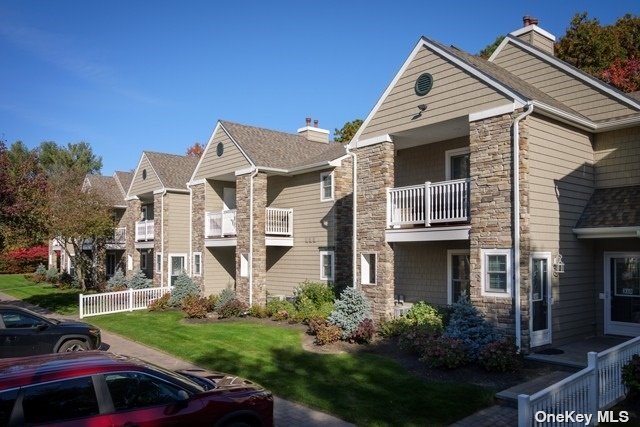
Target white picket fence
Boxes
[79,286,172,318]
[518,335,640,426]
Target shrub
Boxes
[378,318,411,338]
[404,302,445,333]
[443,296,499,359]
[315,323,342,345]
[292,295,334,323]
[266,299,296,317]
[168,274,201,307]
[272,310,291,321]
[206,294,220,312]
[0,245,48,274]
[182,295,209,319]
[307,317,328,335]
[420,336,468,369]
[106,269,128,291]
[214,288,236,312]
[398,324,439,355]
[58,271,74,288]
[217,299,248,319]
[45,267,59,283]
[249,305,269,318]
[148,293,171,311]
[128,269,152,290]
[622,354,640,400]
[33,264,47,282]
[328,287,372,339]
[478,339,521,372]
[350,319,376,344]
[294,280,335,307]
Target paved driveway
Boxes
[0,293,353,427]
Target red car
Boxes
[0,351,273,427]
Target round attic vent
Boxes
[216,142,224,157]
[415,73,433,96]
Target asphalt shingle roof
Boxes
[85,175,126,207]
[220,121,346,170]
[575,186,640,228]
[144,152,199,190]
[114,171,133,196]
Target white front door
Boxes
[223,187,236,211]
[530,252,552,347]
[168,254,186,286]
[604,252,640,336]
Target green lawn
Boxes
[0,274,493,426]
[0,274,81,315]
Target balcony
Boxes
[386,179,471,242]
[266,207,293,246]
[135,220,154,242]
[205,210,237,247]
[106,227,127,249]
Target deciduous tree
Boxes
[186,142,205,157]
[38,141,102,176]
[333,119,363,143]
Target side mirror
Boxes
[176,390,189,402]
[36,323,48,331]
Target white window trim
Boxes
[240,253,249,278]
[155,252,162,274]
[445,147,470,181]
[320,171,334,202]
[127,255,133,271]
[361,253,377,285]
[447,249,470,304]
[140,252,148,270]
[167,253,187,286]
[193,252,202,277]
[481,248,512,298]
[320,250,335,281]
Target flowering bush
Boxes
[217,299,248,319]
[420,336,468,369]
[328,287,372,339]
[478,339,521,372]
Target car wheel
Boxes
[222,420,253,427]
[58,339,89,352]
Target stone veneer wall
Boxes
[191,183,205,290]
[154,194,163,287]
[469,112,518,337]
[235,172,268,306]
[355,142,395,321]
[517,118,531,350]
[124,199,142,278]
[333,157,353,288]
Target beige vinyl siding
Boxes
[205,180,234,212]
[129,155,163,196]
[492,43,637,121]
[361,45,512,139]
[396,136,468,187]
[594,127,640,188]
[165,192,190,255]
[193,128,251,180]
[395,242,469,305]
[265,170,335,295]
[203,247,235,296]
[526,115,596,345]
[515,31,555,55]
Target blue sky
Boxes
[1,1,638,175]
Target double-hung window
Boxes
[320,171,334,201]
[481,249,512,297]
[320,250,335,281]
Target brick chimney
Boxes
[510,15,556,55]
[297,117,330,143]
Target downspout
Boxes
[160,189,167,287]
[513,103,534,352]
[188,185,193,278]
[248,167,259,306]
[345,144,357,288]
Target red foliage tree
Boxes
[599,58,640,93]
[0,245,48,274]
[186,142,205,158]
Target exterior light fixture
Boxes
[553,253,565,275]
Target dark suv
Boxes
[0,305,101,358]
[0,351,273,426]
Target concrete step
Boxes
[496,371,574,406]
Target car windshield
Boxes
[142,361,207,392]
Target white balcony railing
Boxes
[135,220,154,241]
[111,227,126,244]
[205,210,237,238]
[387,178,470,228]
[266,207,293,236]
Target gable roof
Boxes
[490,35,640,113]
[143,152,199,190]
[114,171,133,197]
[219,120,346,170]
[84,175,127,207]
